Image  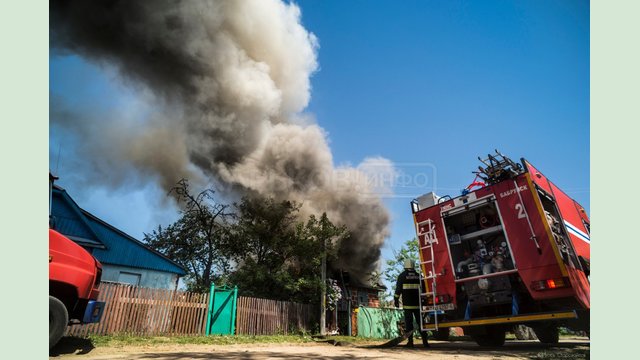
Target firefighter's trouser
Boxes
[404,308,429,346]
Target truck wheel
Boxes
[433,327,450,341]
[532,323,559,344]
[49,296,68,350]
[471,326,506,347]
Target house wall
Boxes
[101,264,179,290]
[337,286,382,311]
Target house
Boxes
[328,270,386,336]
[50,183,186,289]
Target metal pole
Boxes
[205,283,215,336]
[230,286,238,335]
[339,269,351,336]
[320,244,326,335]
[347,289,351,336]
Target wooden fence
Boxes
[66,283,317,337]
[235,296,317,335]
[67,282,209,337]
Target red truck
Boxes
[411,151,589,346]
[49,174,105,349]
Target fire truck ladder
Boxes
[417,218,439,331]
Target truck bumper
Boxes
[82,300,105,323]
[436,310,577,328]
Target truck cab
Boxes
[49,173,105,349]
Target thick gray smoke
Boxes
[50,0,390,281]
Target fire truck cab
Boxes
[49,173,105,349]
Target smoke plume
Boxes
[50,0,390,281]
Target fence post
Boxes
[230,286,238,335]
[205,283,215,336]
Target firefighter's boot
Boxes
[405,336,414,348]
[421,332,430,348]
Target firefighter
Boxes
[394,259,429,348]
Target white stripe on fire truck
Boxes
[563,220,590,244]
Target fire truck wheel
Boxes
[471,326,506,347]
[531,323,559,344]
[433,328,450,341]
[49,296,68,350]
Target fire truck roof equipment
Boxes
[476,149,524,185]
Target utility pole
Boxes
[320,239,326,336]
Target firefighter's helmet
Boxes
[403,259,415,269]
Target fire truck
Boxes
[411,151,590,346]
[49,174,105,349]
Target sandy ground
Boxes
[49,338,589,360]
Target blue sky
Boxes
[298,0,589,252]
[50,0,589,275]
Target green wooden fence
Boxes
[356,306,405,339]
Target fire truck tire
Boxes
[433,328,450,341]
[49,296,68,350]
[532,323,559,344]
[471,326,506,347]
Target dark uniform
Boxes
[394,266,429,347]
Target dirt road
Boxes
[50,338,589,359]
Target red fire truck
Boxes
[49,174,105,349]
[411,151,589,346]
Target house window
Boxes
[118,271,141,286]
[358,291,368,306]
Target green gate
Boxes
[205,284,238,335]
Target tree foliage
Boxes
[143,179,233,292]
[383,237,421,298]
[144,179,348,304]
[229,198,347,303]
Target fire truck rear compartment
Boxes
[443,202,515,281]
[463,275,513,310]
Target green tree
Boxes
[144,179,233,292]
[302,212,348,305]
[144,181,349,303]
[229,198,347,304]
[227,197,299,299]
[383,237,421,299]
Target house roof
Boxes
[333,270,387,292]
[50,188,105,249]
[51,185,186,276]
